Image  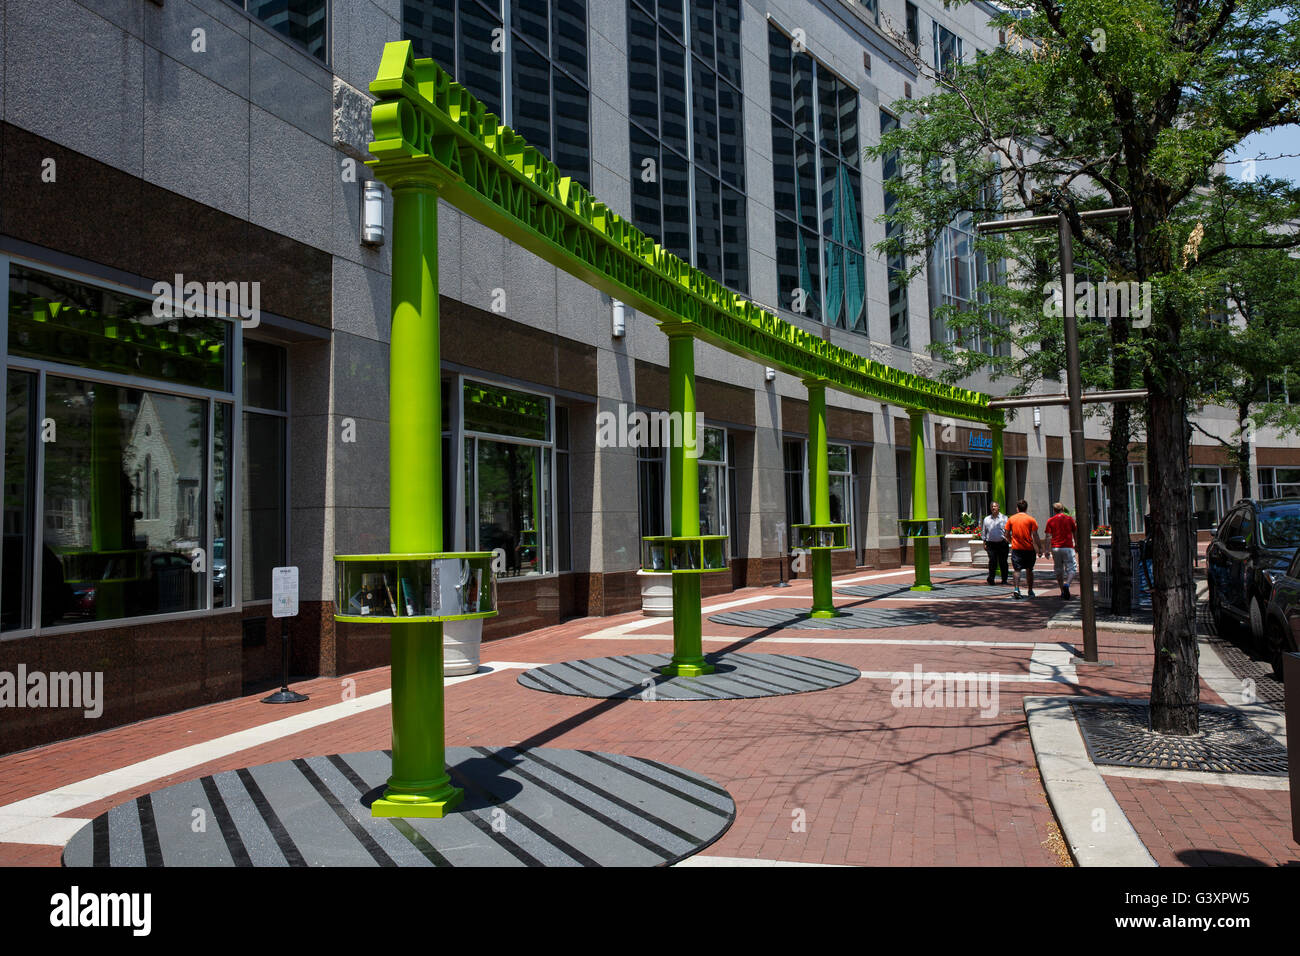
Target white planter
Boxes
[972,543,989,567]
[944,535,976,564]
[1092,537,1111,574]
[638,570,674,617]
[444,618,483,676]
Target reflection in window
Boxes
[404,0,591,185]
[626,0,748,294]
[237,0,328,61]
[3,371,36,631]
[242,340,287,602]
[699,426,728,536]
[881,109,910,348]
[41,378,208,626]
[769,23,865,330]
[464,380,555,576]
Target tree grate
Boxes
[1071,700,1288,776]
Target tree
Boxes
[874,0,1300,733]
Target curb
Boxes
[1023,695,1158,867]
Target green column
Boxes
[991,424,1006,512]
[807,381,837,618]
[662,330,713,677]
[372,181,464,818]
[909,409,933,591]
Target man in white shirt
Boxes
[981,502,1010,585]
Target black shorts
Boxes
[1011,549,1037,571]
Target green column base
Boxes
[911,538,933,591]
[664,571,713,676]
[659,659,716,678]
[371,779,464,819]
[809,550,839,618]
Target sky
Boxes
[1226,124,1300,186]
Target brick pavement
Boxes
[0,564,1292,867]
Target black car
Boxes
[1264,550,1300,675]
[1207,498,1300,649]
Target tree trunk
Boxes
[1146,383,1200,734]
[1108,405,1133,615]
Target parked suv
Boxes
[1264,550,1300,676]
[1207,498,1300,648]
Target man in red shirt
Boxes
[1004,499,1046,599]
[1045,501,1079,599]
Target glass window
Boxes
[555,406,571,571]
[6,264,241,630]
[1259,502,1300,549]
[463,380,555,576]
[784,439,804,531]
[905,2,919,49]
[627,0,748,294]
[929,182,1007,356]
[241,412,285,601]
[41,378,209,626]
[405,1,590,184]
[3,371,36,631]
[239,0,328,62]
[699,425,727,536]
[638,441,666,539]
[1192,467,1229,531]
[881,109,909,348]
[933,22,962,73]
[8,264,230,392]
[768,26,865,332]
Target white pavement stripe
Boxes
[857,671,1075,684]
[1023,695,1157,867]
[0,662,534,847]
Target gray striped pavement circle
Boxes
[708,607,939,629]
[835,583,1013,600]
[517,652,860,700]
[61,747,735,867]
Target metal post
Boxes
[372,181,464,817]
[807,381,837,617]
[910,409,933,591]
[1058,213,1099,662]
[663,330,713,677]
[991,423,1006,511]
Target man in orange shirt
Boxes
[1004,499,1047,599]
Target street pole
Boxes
[976,206,1133,664]
[1057,213,1098,662]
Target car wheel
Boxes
[1249,595,1267,649]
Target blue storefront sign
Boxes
[968,431,992,452]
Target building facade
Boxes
[1,0,1294,753]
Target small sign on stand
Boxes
[263,567,308,704]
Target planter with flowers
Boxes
[1091,525,1111,574]
[944,513,981,564]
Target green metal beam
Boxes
[366,41,1004,426]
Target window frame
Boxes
[1,254,247,641]
[457,373,560,579]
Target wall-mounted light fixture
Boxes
[612,299,626,338]
[1033,406,1041,429]
[765,367,776,382]
[361,181,385,246]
